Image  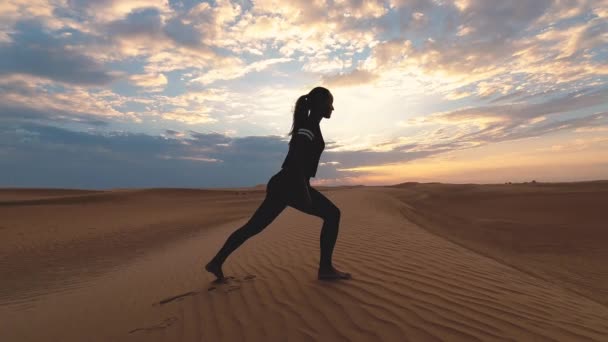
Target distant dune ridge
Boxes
[1,181,607,341]
[387,180,608,306]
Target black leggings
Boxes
[210,168,341,268]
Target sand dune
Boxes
[386,181,608,307]
[1,183,607,341]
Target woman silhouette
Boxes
[205,86,351,281]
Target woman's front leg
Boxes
[287,187,351,280]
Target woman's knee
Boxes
[323,205,340,222]
[238,222,264,238]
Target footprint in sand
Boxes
[154,291,199,306]
[152,275,257,307]
[207,275,256,293]
[128,316,178,334]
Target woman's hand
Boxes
[289,172,313,208]
[302,182,313,208]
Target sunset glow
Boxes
[1,0,607,188]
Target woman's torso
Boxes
[280,122,325,178]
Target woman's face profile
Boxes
[322,95,334,118]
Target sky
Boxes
[0,0,607,189]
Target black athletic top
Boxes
[281,121,325,178]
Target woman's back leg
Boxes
[206,195,287,280]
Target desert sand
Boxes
[1,181,607,341]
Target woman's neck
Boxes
[309,113,322,125]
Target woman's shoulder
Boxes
[295,124,317,141]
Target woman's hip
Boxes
[267,169,310,197]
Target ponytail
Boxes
[288,94,310,137]
[287,86,331,137]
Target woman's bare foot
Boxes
[205,259,225,282]
[318,266,352,280]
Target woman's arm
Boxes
[290,130,314,207]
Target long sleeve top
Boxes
[281,121,325,178]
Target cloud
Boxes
[0,20,118,85]
[102,7,183,57]
[460,112,607,145]
[163,129,184,137]
[407,107,608,157]
[322,69,379,88]
[160,108,217,125]
[163,16,205,47]
[382,88,608,170]
[534,0,602,26]
[142,48,225,73]
[302,54,353,74]
[0,73,234,128]
[354,0,608,100]
[443,89,473,100]
[129,72,167,91]
[458,0,553,43]
[218,0,383,60]
[0,122,291,188]
[536,137,608,153]
[189,57,292,85]
[0,103,110,127]
[431,87,608,123]
[64,0,172,22]
[0,75,130,124]
[81,2,241,70]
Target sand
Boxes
[1,182,607,341]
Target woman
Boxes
[205,87,351,281]
[205,86,351,282]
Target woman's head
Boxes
[288,86,334,136]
